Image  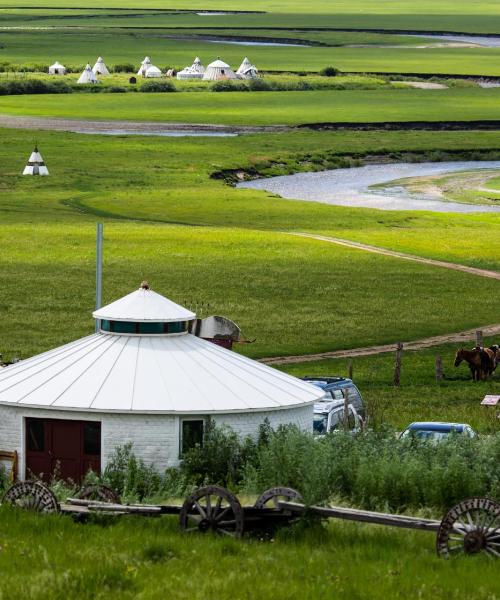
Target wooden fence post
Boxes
[435,355,443,382]
[343,387,350,431]
[476,330,483,348]
[348,359,353,380]
[393,342,403,387]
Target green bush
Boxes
[103,443,162,501]
[0,79,73,95]
[112,63,135,73]
[211,80,249,92]
[247,78,272,91]
[103,86,127,93]
[140,80,176,93]
[320,66,340,77]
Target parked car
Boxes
[313,398,363,436]
[400,422,477,442]
[302,377,365,419]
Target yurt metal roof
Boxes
[0,332,322,414]
[49,61,65,69]
[93,286,196,322]
[207,59,230,69]
[145,65,162,77]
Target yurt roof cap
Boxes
[93,282,196,323]
[208,58,230,68]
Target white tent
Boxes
[92,56,110,76]
[0,283,320,475]
[77,64,99,84]
[177,56,205,80]
[236,57,258,79]
[48,61,66,75]
[202,58,236,81]
[22,146,49,176]
[145,65,162,78]
[137,56,152,77]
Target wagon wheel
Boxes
[179,485,244,538]
[436,497,500,558]
[77,484,120,504]
[254,487,303,510]
[2,481,59,513]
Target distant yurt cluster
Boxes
[47,55,259,82]
[178,56,259,81]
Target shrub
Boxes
[180,418,256,487]
[140,80,176,93]
[113,63,135,73]
[103,86,127,93]
[103,443,161,501]
[0,79,73,96]
[247,78,272,91]
[211,80,248,92]
[320,66,340,77]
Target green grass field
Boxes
[1,126,499,364]
[1,507,498,600]
[2,29,500,75]
[1,88,500,125]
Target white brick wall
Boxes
[0,403,313,477]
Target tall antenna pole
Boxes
[95,223,103,333]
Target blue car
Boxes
[400,422,477,441]
[302,377,365,419]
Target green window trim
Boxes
[100,320,188,335]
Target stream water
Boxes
[237,161,500,213]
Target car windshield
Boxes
[313,414,328,435]
[402,429,452,441]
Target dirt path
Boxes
[261,233,499,365]
[289,233,500,280]
[261,324,500,365]
[0,115,287,135]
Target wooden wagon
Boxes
[2,481,499,559]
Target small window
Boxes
[27,419,44,452]
[328,411,341,432]
[347,408,356,430]
[83,422,101,456]
[331,389,343,400]
[181,420,204,455]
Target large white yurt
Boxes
[48,61,66,75]
[236,57,258,79]
[177,57,205,80]
[77,64,99,84]
[203,58,236,81]
[0,283,320,481]
[22,146,49,176]
[137,56,152,77]
[145,65,162,78]
[92,56,110,76]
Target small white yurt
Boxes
[77,64,99,84]
[0,283,320,481]
[48,61,66,75]
[92,56,110,76]
[137,56,152,77]
[203,58,236,81]
[177,57,205,80]
[145,65,162,78]
[22,145,49,176]
[237,57,258,79]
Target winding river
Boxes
[237,161,500,213]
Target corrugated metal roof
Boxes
[93,287,196,322]
[0,332,322,413]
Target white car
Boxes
[313,397,363,436]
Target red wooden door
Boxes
[26,418,101,482]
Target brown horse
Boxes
[454,348,487,381]
[472,346,496,376]
[489,344,500,371]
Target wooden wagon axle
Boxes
[2,481,498,559]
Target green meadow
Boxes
[0,508,498,600]
[2,29,500,75]
[2,88,500,124]
[1,126,499,364]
